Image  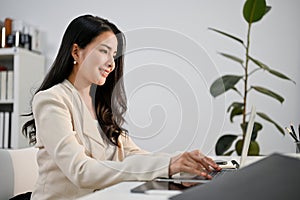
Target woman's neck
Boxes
[68,77,97,119]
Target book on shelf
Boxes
[0,20,4,48]
[0,112,10,148]
[4,18,12,48]
[6,70,13,100]
[0,66,13,101]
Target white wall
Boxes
[1,0,299,155]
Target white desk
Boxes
[77,154,300,200]
[77,181,176,200]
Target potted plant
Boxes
[209,0,295,155]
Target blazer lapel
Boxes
[62,80,105,148]
[81,106,105,147]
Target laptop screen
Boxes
[239,105,256,167]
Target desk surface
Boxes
[77,182,175,200]
[77,154,300,200]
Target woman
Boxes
[22,14,221,200]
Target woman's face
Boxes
[74,31,118,86]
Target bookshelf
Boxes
[0,47,44,148]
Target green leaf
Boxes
[248,141,260,155]
[265,6,272,15]
[230,108,243,123]
[236,139,260,155]
[243,0,268,24]
[249,56,296,84]
[252,86,284,103]
[224,150,235,156]
[241,122,263,141]
[248,56,270,70]
[227,102,244,112]
[208,27,244,46]
[231,87,243,96]
[215,134,238,155]
[257,112,285,135]
[219,52,244,65]
[227,102,244,122]
[210,75,243,97]
[268,69,296,84]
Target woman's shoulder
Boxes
[33,80,75,103]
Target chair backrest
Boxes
[0,148,14,199]
[0,147,38,199]
[0,103,13,148]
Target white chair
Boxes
[0,147,38,199]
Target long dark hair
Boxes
[22,14,127,146]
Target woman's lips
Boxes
[101,69,110,78]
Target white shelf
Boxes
[0,100,14,104]
[0,47,42,56]
[0,47,45,148]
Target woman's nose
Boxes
[107,56,115,72]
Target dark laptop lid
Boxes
[170,153,300,200]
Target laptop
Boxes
[208,105,256,177]
[131,105,257,193]
[154,105,257,183]
[170,153,300,200]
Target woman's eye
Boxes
[100,49,108,54]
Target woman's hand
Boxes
[169,150,222,179]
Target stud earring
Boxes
[73,60,77,65]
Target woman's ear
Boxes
[71,44,80,62]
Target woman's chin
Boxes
[96,78,106,86]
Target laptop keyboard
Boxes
[209,169,236,178]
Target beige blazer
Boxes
[31,80,171,200]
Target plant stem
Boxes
[243,22,252,137]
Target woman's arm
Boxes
[33,91,170,190]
